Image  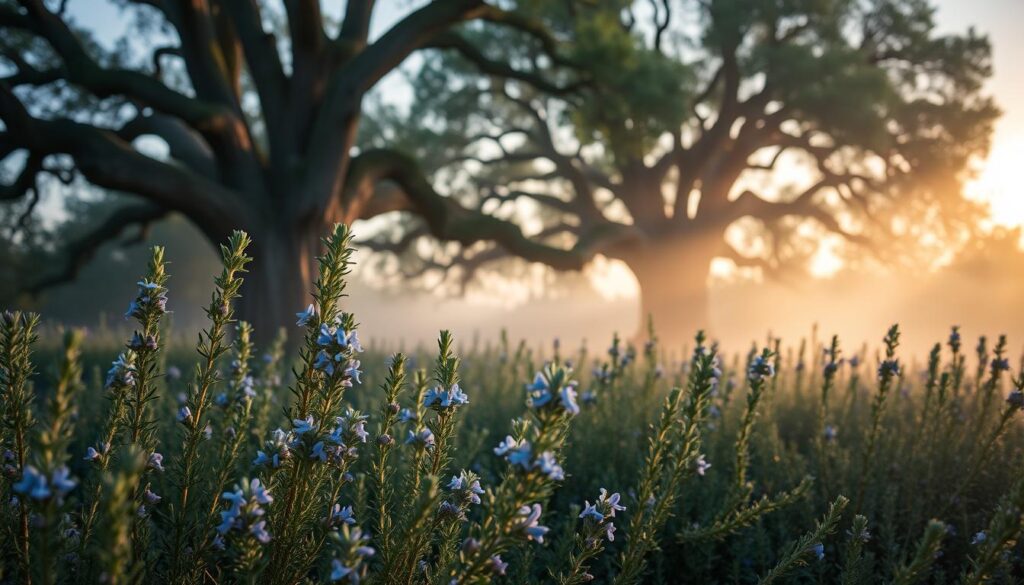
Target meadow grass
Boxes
[2,224,1024,584]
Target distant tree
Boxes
[364,0,998,344]
[0,0,584,339]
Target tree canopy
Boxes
[364,0,998,341]
[0,0,999,342]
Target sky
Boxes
[934,0,1024,226]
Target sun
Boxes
[966,137,1024,229]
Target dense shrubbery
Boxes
[2,224,1024,584]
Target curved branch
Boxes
[0,82,252,241]
[23,202,168,296]
[302,0,487,213]
[1,2,229,129]
[730,188,875,250]
[0,152,42,201]
[117,113,217,179]
[427,32,587,96]
[346,148,636,271]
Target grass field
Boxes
[2,225,1023,584]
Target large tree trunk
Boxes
[621,233,719,351]
[236,223,322,348]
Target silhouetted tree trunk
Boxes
[618,231,720,349]
[237,222,322,346]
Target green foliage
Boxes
[4,224,1024,584]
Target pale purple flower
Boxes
[248,520,270,543]
[535,451,564,481]
[494,435,521,457]
[824,425,838,441]
[487,555,508,576]
[406,428,435,449]
[448,471,485,505]
[147,452,165,473]
[598,488,625,517]
[694,454,711,476]
[105,353,136,389]
[515,503,549,543]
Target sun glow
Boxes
[966,137,1024,229]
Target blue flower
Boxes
[311,441,327,462]
[296,304,317,327]
[125,280,168,320]
[105,353,137,389]
[12,466,76,502]
[50,466,76,495]
[217,478,273,545]
[249,520,271,543]
[810,543,825,561]
[314,350,336,375]
[494,437,534,470]
[329,504,356,529]
[317,324,336,346]
[494,435,521,457]
[991,358,1011,373]
[330,560,356,582]
[344,360,362,385]
[144,488,161,505]
[747,355,775,384]
[254,428,292,469]
[527,368,580,416]
[559,384,580,416]
[824,425,838,441]
[535,451,565,481]
[333,409,370,445]
[448,471,485,506]
[515,503,549,543]
[84,442,110,462]
[579,503,603,522]
[177,406,193,424]
[406,429,435,449]
[398,408,418,423]
[598,488,626,517]
[329,526,375,582]
[878,359,901,379]
[971,531,987,545]
[424,383,469,410]
[1008,390,1024,409]
[13,467,51,500]
[293,416,316,435]
[949,326,962,351]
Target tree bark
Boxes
[620,232,719,350]
[237,223,322,347]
